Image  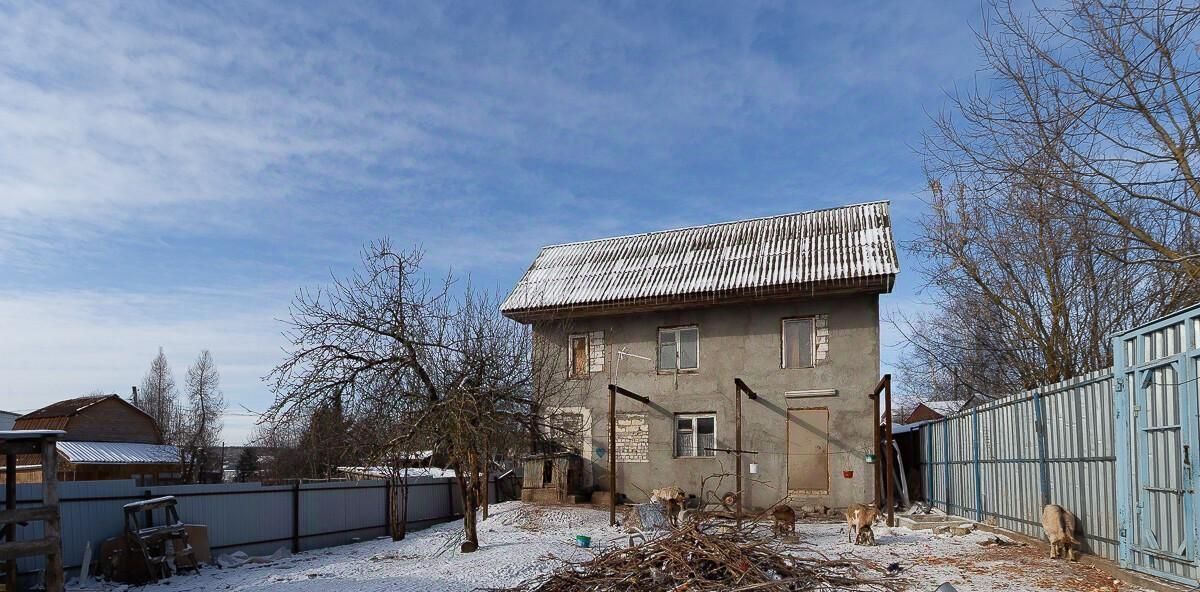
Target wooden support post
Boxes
[608,384,617,527]
[41,437,62,592]
[5,451,16,592]
[606,384,650,527]
[871,392,881,509]
[733,378,758,531]
[735,382,743,530]
[883,374,895,527]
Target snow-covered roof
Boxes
[338,466,456,479]
[501,201,899,320]
[57,441,180,465]
[920,400,967,417]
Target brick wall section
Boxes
[615,413,649,463]
[815,314,830,362]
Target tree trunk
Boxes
[456,457,480,553]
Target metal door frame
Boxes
[1113,303,1200,586]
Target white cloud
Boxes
[0,289,287,444]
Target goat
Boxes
[772,505,796,537]
[845,503,879,545]
[1041,504,1078,560]
[650,486,686,526]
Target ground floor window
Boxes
[674,413,716,457]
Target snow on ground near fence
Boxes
[75,502,1141,592]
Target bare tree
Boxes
[138,348,181,443]
[266,240,582,552]
[901,0,1200,402]
[180,350,225,482]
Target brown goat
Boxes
[772,505,796,537]
[845,503,879,545]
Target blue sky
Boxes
[0,1,983,443]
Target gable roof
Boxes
[19,395,116,421]
[501,201,899,320]
[919,400,968,417]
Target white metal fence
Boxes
[2,476,495,578]
[919,370,1120,560]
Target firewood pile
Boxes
[494,519,905,592]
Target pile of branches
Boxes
[493,521,904,592]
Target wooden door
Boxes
[787,408,829,493]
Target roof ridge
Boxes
[538,200,890,250]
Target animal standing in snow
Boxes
[845,502,879,545]
[1041,504,1078,560]
[650,486,686,526]
[772,504,796,536]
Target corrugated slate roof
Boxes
[501,201,899,319]
[57,441,180,465]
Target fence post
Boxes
[942,420,952,514]
[972,408,984,522]
[1033,390,1051,508]
[384,480,393,537]
[291,482,301,554]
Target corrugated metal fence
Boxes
[2,476,494,577]
[919,370,1119,559]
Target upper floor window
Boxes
[658,326,699,371]
[782,318,815,368]
[568,332,605,379]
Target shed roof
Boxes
[57,441,180,465]
[500,201,899,320]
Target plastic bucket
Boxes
[575,535,592,548]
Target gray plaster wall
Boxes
[533,293,882,511]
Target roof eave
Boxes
[502,273,897,323]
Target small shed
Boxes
[520,453,585,504]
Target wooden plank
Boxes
[42,438,64,592]
[0,505,58,525]
[0,440,42,456]
[0,536,60,560]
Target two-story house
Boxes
[501,201,899,511]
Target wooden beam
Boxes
[42,438,64,592]
[0,505,58,525]
[4,452,14,592]
[0,536,60,561]
[0,441,42,456]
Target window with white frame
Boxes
[782,318,815,368]
[658,326,699,371]
[674,414,716,457]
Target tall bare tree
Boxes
[138,348,181,442]
[898,0,1200,404]
[266,240,581,552]
[181,349,225,482]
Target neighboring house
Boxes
[904,400,967,424]
[0,410,19,431]
[5,394,181,485]
[501,201,899,511]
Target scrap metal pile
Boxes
[495,518,904,592]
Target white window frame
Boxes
[568,333,589,379]
[781,317,816,369]
[658,325,700,372]
[674,413,716,458]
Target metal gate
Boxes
[1113,302,1200,585]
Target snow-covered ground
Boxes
[76,502,1139,592]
